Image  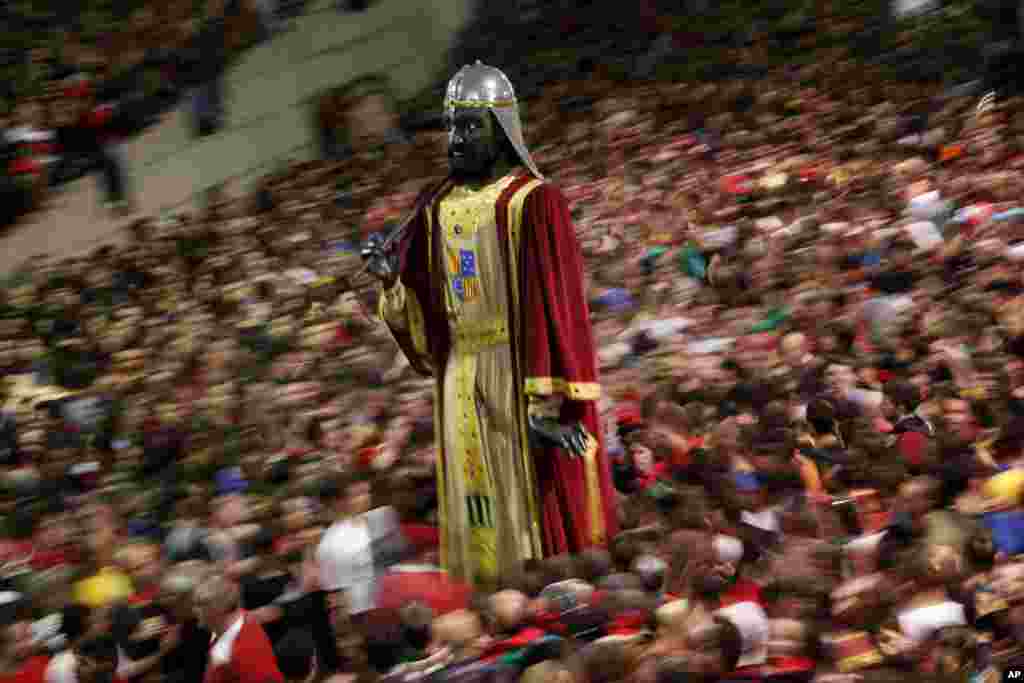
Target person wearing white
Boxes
[316,474,406,616]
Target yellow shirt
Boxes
[73,567,134,609]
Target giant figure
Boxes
[361,62,618,585]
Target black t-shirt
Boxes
[282,590,338,674]
[240,572,291,645]
[112,599,172,664]
[163,617,211,683]
[240,573,338,673]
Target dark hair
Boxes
[61,604,91,644]
[576,639,630,683]
[402,618,432,652]
[275,629,317,681]
[656,657,693,683]
[577,548,613,583]
[77,634,118,663]
[806,398,837,436]
[712,615,744,673]
[305,416,325,447]
[360,610,406,674]
[318,469,373,504]
[886,380,921,411]
[247,526,278,556]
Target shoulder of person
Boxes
[365,505,400,536]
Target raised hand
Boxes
[360,232,399,286]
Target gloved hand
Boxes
[528,416,591,458]
[360,232,399,286]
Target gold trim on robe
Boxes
[524,376,602,401]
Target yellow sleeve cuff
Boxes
[524,377,601,401]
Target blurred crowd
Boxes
[0,0,293,228]
[3,3,1024,683]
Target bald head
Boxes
[432,610,483,656]
[655,599,690,636]
[490,590,528,632]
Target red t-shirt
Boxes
[718,579,764,610]
[204,614,283,683]
[0,656,49,683]
[374,566,471,616]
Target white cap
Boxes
[713,534,744,563]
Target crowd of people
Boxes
[0,0,289,229]
[2,2,1024,683]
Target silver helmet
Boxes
[443,60,544,180]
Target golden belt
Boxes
[451,318,509,354]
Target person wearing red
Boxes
[363,61,617,587]
[374,526,472,616]
[0,610,48,683]
[50,79,131,215]
[196,573,283,683]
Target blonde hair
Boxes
[195,573,240,613]
[521,660,575,683]
[161,561,213,597]
[113,541,158,570]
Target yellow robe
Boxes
[379,172,544,585]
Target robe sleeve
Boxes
[377,178,452,378]
[519,183,601,404]
[378,279,433,375]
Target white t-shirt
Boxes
[897,601,966,643]
[715,601,769,668]
[317,516,375,614]
[45,651,77,683]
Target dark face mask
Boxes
[447,109,501,179]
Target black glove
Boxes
[360,233,399,286]
[528,416,590,458]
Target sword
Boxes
[351,208,419,280]
[338,174,451,323]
